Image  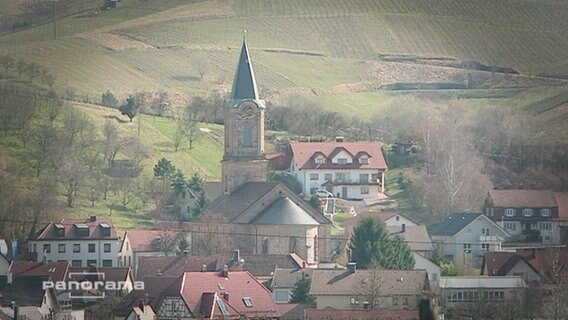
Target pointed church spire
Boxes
[230,32,259,100]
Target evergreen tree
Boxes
[290,272,315,303]
[187,172,204,193]
[191,190,209,218]
[153,158,176,192]
[170,170,187,195]
[349,216,415,269]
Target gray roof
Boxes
[207,182,279,222]
[251,197,320,225]
[230,37,258,101]
[387,225,433,252]
[439,276,527,289]
[428,212,482,236]
[272,268,313,289]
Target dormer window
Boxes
[359,156,368,164]
[522,208,534,217]
[504,208,516,217]
[541,208,551,217]
[100,223,111,237]
[337,158,347,165]
[54,224,65,237]
[315,156,325,164]
[74,223,89,237]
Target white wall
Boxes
[30,240,120,267]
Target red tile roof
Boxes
[488,190,558,208]
[177,271,279,319]
[33,217,117,240]
[10,261,69,283]
[290,142,387,170]
[554,192,568,220]
[305,307,419,320]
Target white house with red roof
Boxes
[28,216,120,268]
[155,270,279,319]
[288,141,388,200]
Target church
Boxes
[199,36,333,265]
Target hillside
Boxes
[2,0,567,109]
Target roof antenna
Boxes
[243,29,247,41]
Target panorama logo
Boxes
[42,272,144,299]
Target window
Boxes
[505,208,516,217]
[73,244,81,253]
[104,243,111,252]
[88,243,96,253]
[243,297,253,308]
[463,243,471,254]
[242,124,252,147]
[315,157,325,164]
[361,186,369,194]
[393,297,399,305]
[324,173,332,181]
[359,173,369,183]
[522,208,534,217]
[335,172,349,182]
[43,244,51,253]
[359,157,368,164]
[482,228,490,235]
[314,235,319,262]
[337,158,347,165]
[32,244,37,253]
[71,260,82,267]
[541,208,552,217]
[87,259,97,267]
[504,222,516,231]
[539,222,552,231]
[350,297,360,305]
[481,243,490,251]
[310,173,318,181]
[58,244,66,253]
[275,291,290,303]
[402,297,408,306]
[102,260,112,267]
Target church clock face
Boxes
[239,101,257,118]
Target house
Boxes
[378,212,419,227]
[118,229,191,276]
[309,263,430,311]
[481,251,542,284]
[288,140,388,199]
[412,252,441,293]
[68,266,136,297]
[28,216,120,268]
[114,276,179,319]
[125,302,156,320]
[271,268,314,303]
[136,251,304,280]
[0,253,10,287]
[439,276,527,319]
[429,212,510,267]
[154,270,280,319]
[1,261,85,319]
[304,307,420,320]
[483,190,568,244]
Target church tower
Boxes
[221,36,269,195]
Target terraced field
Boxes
[1,0,567,115]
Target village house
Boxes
[309,263,431,312]
[429,212,510,267]
[483,190,568,244]
[154,270,279,319]
[481,251,542,284]
[28,216,120,268]
[118,229,191,275]
[288,140,388,199]
[271,268,314,304]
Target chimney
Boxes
[346,248,352,263]
[89,216,97,222]
[201,264,207,272]
[362,301,369,309]
[347,262,356,273]
[401,224,406,233]
[223,292,229,301]
[233,249,240,263]
[335,136,344,142]
[222,264,229,277]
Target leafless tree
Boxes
[356,267,384,309]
